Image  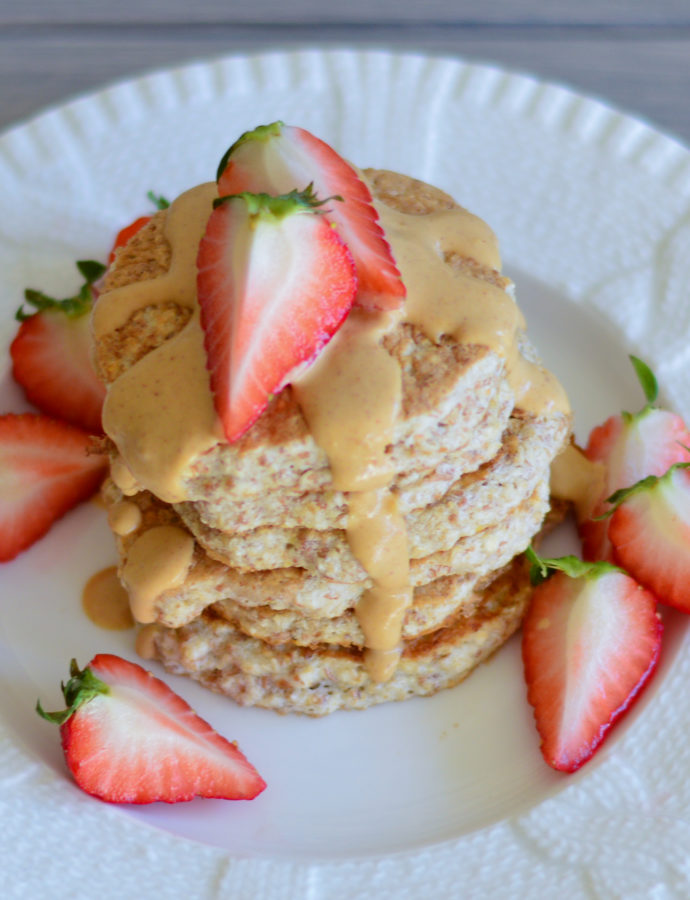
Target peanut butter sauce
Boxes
[96,183,224,504]
[107,499,142,536]
[95,174,570,683]
[110,455,140,496]
[82,566,134,631]
[135,623,159,660]
[120,525,195,624]
[550,443,605,520]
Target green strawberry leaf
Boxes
[214,186,343,220]
[525,545,621,586]
[622,355,659,424]
[17,259,106,321]
[603,460,690,512]
[630,355,658,406]
[147,191,170,210]
[36,658,109,726]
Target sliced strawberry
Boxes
[37,654,266,803]
[11,260,107,433]
[0,413,107,561]
[607,464,690,612]
[216,121,405,311]
[579,356,690,561]
[522,550,662,772]
[108,192,170,263]
[197,188,357,442]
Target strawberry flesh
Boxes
[11,310,106,434]
[197,189,357,442]
[522,565,661,772]
[0,413,107,561]
[38,654,265,804]
[609,465,690,613]
[217,122,405,311]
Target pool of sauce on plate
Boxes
[82,566,134,631]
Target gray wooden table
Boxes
[3,0,690,146]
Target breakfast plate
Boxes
[2,49,690,898]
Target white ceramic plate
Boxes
[2,50,690,899]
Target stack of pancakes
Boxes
[94,168,571,716]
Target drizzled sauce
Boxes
[550,443,605,520]
[82,566,134,631]
[120,525,195,624]
[135,623,159,659]
[95,175,570,681]
[107,499,142,535]
[96,184,223,504]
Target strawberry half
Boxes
[579,356,690,561]
[216,121,405,311]
[0,413,107,562]
[11,260,107,434]
[607,464,690,613]
[197,187,357,442]
[522,549,662,772]
[37,654,266,803]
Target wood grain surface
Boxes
[2,1,689,146]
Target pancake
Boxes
[175,410,568,574]
[175,479,550,582]
[149,554,533,716]
[211,569,487,647]
[93,172,530,505]
[94,157,572,711]
[102,476,549,625]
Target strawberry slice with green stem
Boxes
[0,413,107,562]
[579,355,690,562]
[606,462,690,613]
[11,259,107,434]
[197,187,357,442]
[37,654,266,803]
[522,547,662,773]
[216,121,405,311]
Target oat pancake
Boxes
[150,555,533,715]
[175,410,568,576]
[102,473,549,625]
[178,408,566,536]
[95,158,571,712]
[94,171,530,505]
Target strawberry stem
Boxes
[17,260,106,321]
[36,658,109,725]
[630,355,658,407]
[146,191,170,210]
[213,186,343,221]
[525,545,620,585]
[604,460,690,510]
[622,355,659,423]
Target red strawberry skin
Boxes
[579,408,690,561]
[10,310,106,434]
[197,192,357,442]
[0,413,107,562]
[217,122,405,311]
[522,569,661,772]
[609,466,690,613]
[58,654,266,804]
